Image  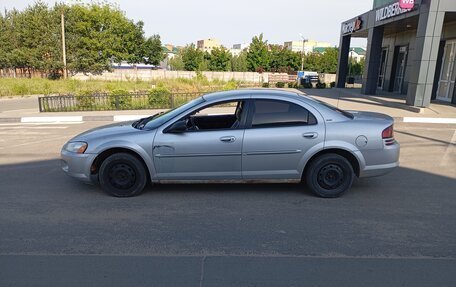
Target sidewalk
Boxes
[0,89,455,123]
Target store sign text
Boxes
[342,17,362,35]
[375,1,414,22]
[399,0,414,9]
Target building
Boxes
[337,0,456,107]
[313,46,366,62]
[197,38,221,53]
[230,43,249,56]
[284,40,331,54]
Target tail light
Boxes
[382,125,395,146]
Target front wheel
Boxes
[99,153,147,197]
[305,154,354,198]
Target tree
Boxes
[168,54,184,71]
[141,35,165,66]
[302,52,321,72]
[269,45,300,73]
[64,3,147,74]
[180,44,204,71]
[319,47,338,73]
[231,50,248,72]
[208,47,232,71]
[246,34,269,72]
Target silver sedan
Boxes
[61,89,400,198]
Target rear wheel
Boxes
[99,153,147,197]
[305,153,354,198]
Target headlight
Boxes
[63,141,88,154]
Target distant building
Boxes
[161,45,182,69]
[313,46,366,62]
[284,39,331,54]
[197,38,221,53]
[230,43,249,56]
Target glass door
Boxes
[393,46,408,93]
[377,48,388,90]
[437,40,456,102]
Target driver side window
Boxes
[186,100,245,131]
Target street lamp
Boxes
[299,33,308,71]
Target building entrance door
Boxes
[437,40,456,102]
[393,46,408,93]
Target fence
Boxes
[71,70,288,84]
[38,91,205,112]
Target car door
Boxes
[152,100,247,180]
[242,98,325,180]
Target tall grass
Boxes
[0,77,244,97]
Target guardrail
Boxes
[38,91,206,112]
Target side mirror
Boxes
[166,120,187,133]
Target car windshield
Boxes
[137,97,205,130]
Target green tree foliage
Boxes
[269,45,301,73]
[180,44,204,71]
[246,34,270,72]
[208,47,232,71]
[142,35,166,65]
[318,47,338,73]
[302,52,321,72]
[349,57,365,76]
[0,2,63,76]
[168,54,184,71]
[0,2,164,76]
[64,3,148,74]
[231,50,248,72]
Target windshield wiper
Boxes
[132,112,164,129]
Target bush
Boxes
[330,81,336,88]
[75,90,96,110]
[275,82,285,88]
[262,82,270,88]
[148,87,171,108]
[222,80,238,91]
[316,82,327,89]
[287,82,299,88]
[109,89,132,109]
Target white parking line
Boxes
[21,116,83,123]
[0,122,82,126]
[0,126,68,129]
[440,130,456,167]
[403,117,456,124]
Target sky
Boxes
[1,0,373,48]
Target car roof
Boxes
[202,89,305,102]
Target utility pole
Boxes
[299,34,308,71]
[61,10,67,79]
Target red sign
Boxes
[399,0,414,9]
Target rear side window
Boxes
[250,99,317,128]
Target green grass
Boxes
[0,77,244,97]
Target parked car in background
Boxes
[61,89,400,198]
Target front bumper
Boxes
[61,150,98,184]
[359,141,400,178]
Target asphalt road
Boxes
[0,121,455,286]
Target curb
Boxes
[0,116,455,124]
[0,115,144,123]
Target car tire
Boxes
[99,153,147,197]
[305,153,354,198]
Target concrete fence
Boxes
[72,69,289,83]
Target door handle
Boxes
[303,132,318,139]
[220,136,236,143]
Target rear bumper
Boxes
[61,150,97,184]
[359,142,400,178]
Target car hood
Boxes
[349,111,394,123]
[70,121,140,142]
